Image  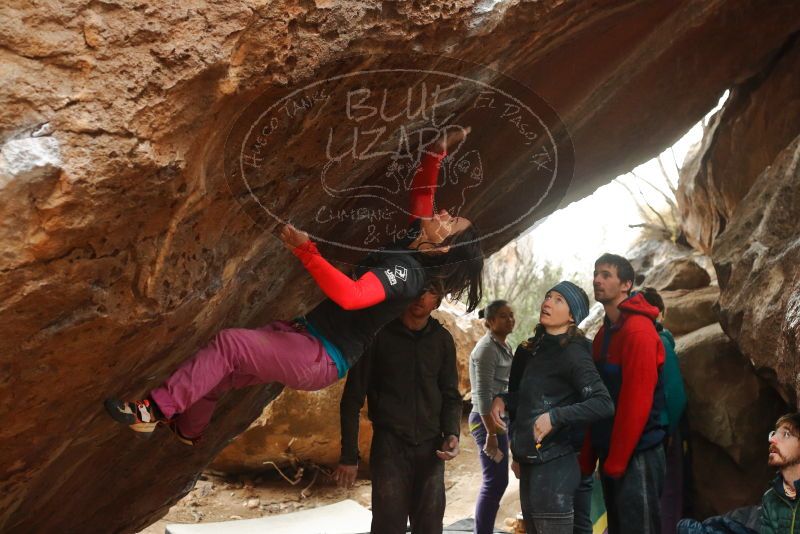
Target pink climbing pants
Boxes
[149,320,339,438]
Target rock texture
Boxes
[210,380,364,474]
[661,286,719,337]
[678,34,800,254]
[626,238,716,287]
[209,306,482,473]
[2,1,800,532]
[643,258,711,292]
[677,324,787,517]
[434,304,485,399]
[672,29,800,517]
[713,135,800,405]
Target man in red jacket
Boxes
[580,253,667,534]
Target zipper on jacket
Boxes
[777,489,800,532]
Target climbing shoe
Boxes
[104,397,163,434]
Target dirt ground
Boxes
[139,417,522,533]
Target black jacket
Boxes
[504,333,614,465]
[339,316,462,465]
[307,250,426,370]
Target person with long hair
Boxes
[468,299,515,534]
[491,282,613,534]
[104,127,484,445]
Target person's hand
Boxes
[483,434,504,463]
[511,460,520,480]
[489,397,507,432]
[436,435,460,461]
[332,463,358,489]
[434,125,471,153]
[533,412,553,444]
[280,224,309,250]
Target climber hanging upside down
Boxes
[105,126,483,445]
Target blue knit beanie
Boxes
[548,281,590,326]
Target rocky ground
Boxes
[139,415,521,534]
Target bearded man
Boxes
[761,412,800,533]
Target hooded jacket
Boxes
[657,324,687,435]
[504,333,613,465]
[580,293,666,478]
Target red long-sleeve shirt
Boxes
[408,150,446,222]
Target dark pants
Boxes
[370,429,445,534]
[469,412,509,534]
[573,474,594,534]
[601,446,666,534]
[660,429,685,534]
[519,453,581,534]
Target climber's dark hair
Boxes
[478,300,509,320]
[415,223,483,312]
[639,286,665,314]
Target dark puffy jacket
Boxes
[676,505,760,534]
[761,476,800,533]
[504,333,614,464]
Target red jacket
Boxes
[579,293,665,478]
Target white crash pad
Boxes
[165,499,372,534]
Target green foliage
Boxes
[616,150,682,243]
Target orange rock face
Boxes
[2,1,799,532]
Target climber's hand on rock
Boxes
[280,224,309,250]
[434,125,471,153]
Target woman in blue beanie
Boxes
[490,281,614,534]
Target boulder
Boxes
[642,258,711,291]
[677,35,800,254]
[210,380,371,474]
[627,238,715,287]
[433,303,485,398]
[3,1,800,532]
[661,286,719,336]
[712,134,800,405]
[676,324,787,516]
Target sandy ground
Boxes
[139,417,522,533]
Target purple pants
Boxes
[150,321,339,438]
[469,411,509,534]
